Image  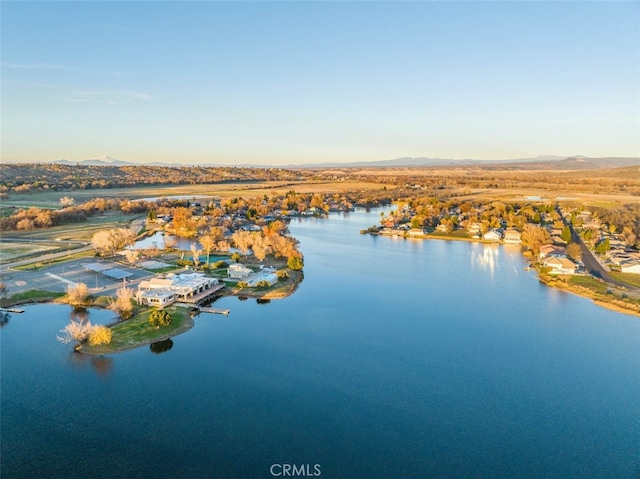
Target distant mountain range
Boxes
[22,154,640,170]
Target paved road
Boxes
[557,208,638,291]
[1,216,146,274]
[0,244,95,273]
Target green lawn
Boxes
[80,306,193,355]
[569,275,610,295]
[0,289,66,306]
[609,272,640,288]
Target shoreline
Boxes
[370,231,640,318]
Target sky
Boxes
[2,1,639,165]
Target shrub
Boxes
[88,325,112,346]
[276,270,289,280]
[237,281,248,289]
[287,256,303,271]
[149,309,172,328]
[213,260,229,269]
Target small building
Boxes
[228,263,253,280]
[503,229,522,244]
[483,230,502,242]
[543,257,577,275]
[136,289,176,308]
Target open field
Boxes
[2,212,143,241]
[4,179,390,208]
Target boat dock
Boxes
[198,307,230,316]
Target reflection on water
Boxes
[70,307,90,323]
[150,338,174,354]
[67,350,113,377]
[471,244,499,276]
[0,311,9,328]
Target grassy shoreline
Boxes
[77,306,194,355]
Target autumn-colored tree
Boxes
[199,234,215,266]
[287,255,304,271]
[91,228,137,257]
[149,309,172,328]
[232,230,253,255]
[566,243,582,262]
[521,223,551,258]
[124,249,140,266]
[88,325,112,346]
[172,207,196,236]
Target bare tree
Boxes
[91,228,137,257]
[163,235,177,250]
[66,283,90,307]
[109,286,134,320]
[124,249,140,266]
[190,243,203,267]
[57,317,94,344]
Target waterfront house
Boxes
[543,257,577,275]
[483,230,502,242]
[228,263,253,280]
[503,229,522,244]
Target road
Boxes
[557,208,638,291]
[1,216,146,273]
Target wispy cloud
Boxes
[66,90,152,104]
[2,62,128,76]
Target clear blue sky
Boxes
[2,1,639,165]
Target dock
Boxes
[0,308,25,313]
[180,284,225,306]
[198,307,230,316]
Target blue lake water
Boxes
[2,208,639,478]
